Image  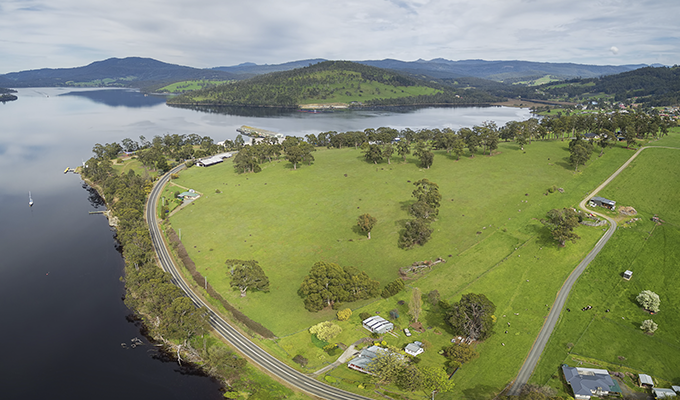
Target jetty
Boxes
[236,125,284,140]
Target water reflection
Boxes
[59,89,167,108]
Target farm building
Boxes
[362,316,394,334]
[404,342,424,356]
[653,388,677,399]
[673,386,680,393]
[639,373,654,387]
[562,365,621,400]
[196,152,233,167]
[347,345,403,374]
[624,270,633,281]
[589,196,616,211]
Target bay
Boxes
[0,88,531,399]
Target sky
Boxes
[1,0,678,73]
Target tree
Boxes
[413,140,434,168]
[412,179,442,210]
[368,350,405,384]
[383,143,395,164]
[396,140,410,162]
[408,287,423,322]
[309,321,342,341]
[399,218,433,249]
[396,365,424,392]
[420,366,455,396]
[541,208,580,247]
[363,143,384,164]
[569,138,593,171]
[225,259,270,297]
[336,308,352,321]
[445,293,496,341]
[233,146,261,173]
[442,342,478,364]
[357,213,378,239]
[285,144,304,170]
[640,319,658,333]
[636,290,661,312]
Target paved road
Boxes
[507,146,669,395]
[146,163,372,400]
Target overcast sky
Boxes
[1,0,678,73]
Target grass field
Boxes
[530,139,680,394]
[162,135,654,397]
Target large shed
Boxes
[590,196,616,211]
[639,373,654,388]
[362,316,394,334]
[653,388,677,399]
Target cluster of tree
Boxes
[91,133,227,175]
[541,208,581,247]
[80,148,252,388]
[367,351,455,395]
[537,65,680,106]
[168,60,489,107]
[298,261,380,312]
[225,259,270,297]
[399,179,441,249]
[233,135,315,173]
[381,278,405,298]
[443,293,496,341]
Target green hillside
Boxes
[167,60,499,107]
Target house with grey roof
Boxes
[562,365,622,400]
[404,342,424,356]
[347,345,404,374]
[362,316,394,334]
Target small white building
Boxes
[362,316,394,334]
[405,342,424,356]
[623,270,633,280]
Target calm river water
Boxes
[0,88,531,399]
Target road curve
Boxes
[145,163,372,400]
[507,145,673,395]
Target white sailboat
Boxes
[29,191,34,207]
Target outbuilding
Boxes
[362,316,394,334]
[623,270,633,281]
[639,374,654,388]
[589,196,616,211]
[653,388,677,399]
[405,342,424,356]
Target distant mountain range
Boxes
[0,56,658,90]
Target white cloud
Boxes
[0,0,678,73]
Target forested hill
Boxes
[0,57,238,89]
[167,60,500,107]
[539,65,680,106]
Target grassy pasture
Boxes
[165,136,650,397]
[157,80,230,93]
[531,143,680,393]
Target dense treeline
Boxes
[168,61,498,107]
[80,137,261,392]
[538,65,680,106]
[0,87,17,102]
